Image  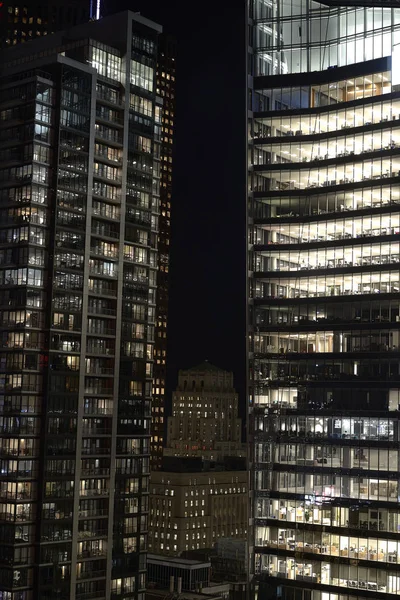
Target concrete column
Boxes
[392,331,399,350]
[341,447,354,498]
[305,473,314,493]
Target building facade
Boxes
[0,0,177,478]
[0,0,176,475]
[165,362,245,461]
[0,0,98,48]
[0,11,160,599]
[151,33,176,471]
[148,465,247,557]
[248,1,400,599]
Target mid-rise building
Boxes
[165,362,245,461]
[0,11,161,599]
[212,539,247,584]
[248,0,400,599]
[148,459,247,557]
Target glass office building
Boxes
[0,11,160,600]
[248,1,400,599]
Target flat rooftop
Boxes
[147,554,211,569]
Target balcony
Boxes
[96,87,123,106]
[41,530,72,542]
[0,424,37,435]
[92,207,120,221]
[46,443,76,456]
[77,549,107,560]
[44,489,74,499]
[96,109,123,126]
[81,447,110,456]
[15,511,33,522]
[90,247,119,259]
[88,266,118,279]
[81,428,111,436]
[83,406,113,416]
[77,569,107,580]
[91,226,120,240]
[80,467,110,477]
[88,282,117,297]
[85,367,114,376]
[87,327,115,336]
[56,239,85,251]
[93,149,122,165]
[45,468,75,477]
[78,508,108,518]
[75,591,106,600]
[84,386,113,395]
[93,170,122,185]
[53,280,83,292]
[94,128,122,146]
[55,260,84,272]
[3,382,42,393]
[0,491,33,501]
[86,345,115,357]
[123,254,149,267]
[57,216,86,230]
[126,209,151,226]
[79,489,109,498]
[87,305,116,317]
[77,530,108,540]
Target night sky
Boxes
[109,0,246,417]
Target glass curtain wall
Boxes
[249,1,400,600]
[251,0,400,77]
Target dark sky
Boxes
[110,0,246,416]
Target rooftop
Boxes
[157,456,247,473]
[146,590,224,600]
[185,361,227,373]
[0,10,162,75]
[147,553,211,569]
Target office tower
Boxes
[165,363,245,461]
[0,11,160,599]
[248,0,400,599]
[151,33,176,471]
[148,458,247,556]
[0,0,98,48]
